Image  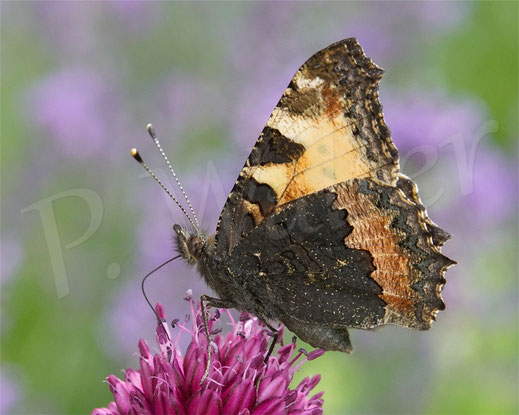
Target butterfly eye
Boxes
[188,236,205,259]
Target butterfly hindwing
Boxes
[222,178,453,351]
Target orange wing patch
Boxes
[332,179,453,329]
[334,181,417,323]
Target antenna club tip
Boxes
[130,148,143,163]
[146,123,157,139]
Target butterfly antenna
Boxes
[131,148,198,230]
[141,254,182,333]
[146,124,201,230]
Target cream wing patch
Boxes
[243,100,395,207]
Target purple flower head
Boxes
[94,296,324,415]
[1,236,23,286]
[350,2,469,63]
[107,1,157,31]
[34,2,101,55]
[455,148,518,226]
[1,370,22,414]
[382,89,488,153]
[25,67,117,159]
[410,1,470,30]
[149,73,225,142]
[381,89,517,227]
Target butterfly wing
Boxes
[216,38,400,256]
[223,179,454,350]
[214,38,454,349]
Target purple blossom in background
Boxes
[34,2,156,53]
[149,73,225,141]
[34,2,101,55]
[412,1,470,29]
[352,2,469,63]
[1,371,22,414]
[1,237,23,334]
[26,67,117,159]
[228,2,308,152]
[230,2,302,74]
[230,78,291,153]
[384,89,517,227]
[383,90,488,151]
[94,298,324,415]
[347,23,400,64]
[455,149,517,226]
[107,0,157,31]
[1,236,23,285]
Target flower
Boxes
[382,89,518,228]
[93,294,325,415]
[25,67,118,159]
[1,370,22,414]
[382,90,488,151]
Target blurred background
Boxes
[1,2,517,414]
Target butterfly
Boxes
[133,38,455,361]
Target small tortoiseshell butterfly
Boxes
[133,38,455,356]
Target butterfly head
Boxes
[173,224,207,265]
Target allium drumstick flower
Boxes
[93,294,325,415]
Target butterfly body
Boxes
[174,221,359,353]
[174,225,281,324]
[172,38,455,353]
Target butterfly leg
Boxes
[200,294,235,385]
[253,320,280,388]
[263,321,279,364]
